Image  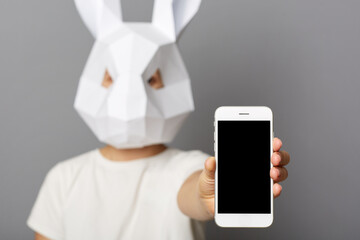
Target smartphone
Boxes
[214,106,273,228]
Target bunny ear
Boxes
[152,0,202,41]
[74,0,123,39]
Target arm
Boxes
[177,138,290,221]
[35,232,50,240]
[177,169,213,220]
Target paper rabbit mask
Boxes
[74,0,201,148]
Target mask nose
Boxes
[107,73,147,121]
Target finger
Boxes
[273,183,282,198]
[273,138,283,152]
[271,151,290,167]
[270,167,288,183]
[204,157,216,180]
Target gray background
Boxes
[1,0,359,239]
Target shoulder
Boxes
[27,150,97,239]
[164,148,211,172]
[44,150,97,188]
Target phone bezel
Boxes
[214,106,274,228]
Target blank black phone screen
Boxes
[217,121,271,214]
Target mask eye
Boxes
[102,70,113,88]
[148,69,164,90]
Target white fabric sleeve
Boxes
[170,150,211,206]
[27,163,66,240]
[165,149,211,238]
[174,150,211,188]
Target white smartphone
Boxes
[214,106,273,228]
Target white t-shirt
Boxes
[27,148,210,240]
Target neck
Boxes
[99,144,167,162]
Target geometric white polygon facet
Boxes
[74,0,201,149]
[74,0,123,39]
[152,0,202,40]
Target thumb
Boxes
[203,157,216,181]
[198,157,216,198]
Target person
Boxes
[28,140,289,240]
[27,0,290,239]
